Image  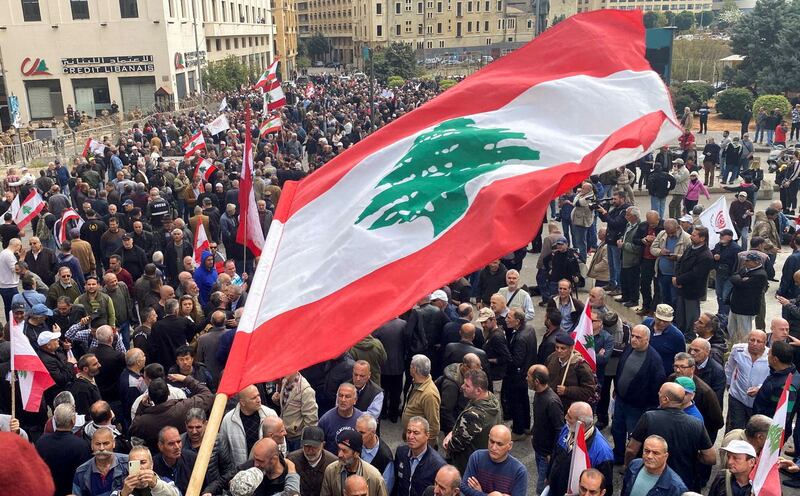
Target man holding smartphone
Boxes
[120,445,179,496]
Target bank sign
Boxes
[62,55,155,74]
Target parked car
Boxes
[313,60,324,67]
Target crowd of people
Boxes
[1,73,800,496]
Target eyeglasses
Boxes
[673,364,693,369]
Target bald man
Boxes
[626,383,715,492]
[344,475,370,496]
[233,437,301,495]
[461,425,527,496]
[688,337,726,407]
[219,384,278,466]
[442,323,489,372]
[425,465,461,496]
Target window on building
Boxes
[234,38,239,48]
[456,21,461,36]
[225,38,231,49]
[206,39,212,52]
[507,17,514,28]
[437,1,442,11]
[216,39,222,50]
[119,0,139,17]
[427,41,433,48]
[376,2,382,13]
[70,0,90,19]
[417,2,422,12]
[437,21,442,32]
[467,1,472,10]
[486,36,491,44]
[439,40,444,47]
[527,18,532,28]
[457,1,461,15]
[467,21,472,31]
[418,23,423,33]
[21,0,41,21]
[377,24,382,35]
[484,20,488,30]
[396,24,401,34]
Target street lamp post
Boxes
[191,0,204,105]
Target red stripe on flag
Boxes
[218,110,672,393]
[81,138,92,158]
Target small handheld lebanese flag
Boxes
[218,11,680,394]
[254,58,280,91]
[58,208,84,243]
[81,138,105,158]
[566,421,591,495]
[267,80,286,112]
[194,158,217,181]
[183,130,206,159]
[572,303,597,371]
[305,81,316,98]
[193,222,211,265]
[236,107,266,257]
[752,373,793,496]
[260,116,282,137]
[10,190,45,229]
[9,311,54,412]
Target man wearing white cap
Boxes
[36,329,75,405]
[668,158,689,219]
[706,440,756,496]
[729,191,753,248]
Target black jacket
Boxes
[147,315,194,367]
[393,444,446,496]
[181,432,236,495]
[531,386,564,455]
[646,171,676,199]
[599,203,632,242]
[115,244,148,281]
[615,346,666,409]
[483,329,512,381]
[508,325,538,379]
[164,240,193,285]
[91,343,126,402]
[442,341,489,374]
[697,357,727,408]
[70,376,102,416]
[477,263,508,306]
[675,245,715,300]
[372,318,407,376]
[729,266,769,316]
[37,348,74,405]
[35,430,91,496]
[24,248,58,286]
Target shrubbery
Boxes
[716,88,754,120]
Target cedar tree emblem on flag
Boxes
[357,118,540,236]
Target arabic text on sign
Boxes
[63,64,156,74]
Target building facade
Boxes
[0,0,275,127]
[296,0,355,65]
[273,0,299,77]
[576,0,712,12]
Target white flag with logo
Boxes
[207,114,230,135]
[698,196,738,248]
[219,97,228,112]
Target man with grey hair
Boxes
[35,402,91,496]
[318,383,364,454]
[402,354,441,446]
[688,337,726,408]
[147,297,194,367]
[621,435,686,496]
[618,206,642,308]
[393,415,446,496]
[722,413,772,456]
[547,401,614,496]
[356,413,394,482]
[90,325,126,405]
[498,269,535,321]
[427,465,462,496]
[119,348,146,429]
[261,415,289,456]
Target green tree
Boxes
[374,42,417,82]
[716,87,755,120]
[753,0,800,93]
[307,33,331,61]
[297,56,311,70]
[695,11,714,27]
[753,94,792,117]
[202,56,249,92]
[730,0,788,91]
[675,11,695,30]
[664,11,676,26]
[643,11,661,28]
[357,117,540,236]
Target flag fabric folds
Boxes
[566,421,591,495]
[217,10,680,395]
[304,82,316,99]
[81,138,105,158]
[254,58,280,91]
[260,116,282,137]
[267,80,286,112]
[58,208,84,243]
[194,158,217,182]
[752,373,793,496]
[206,114,230,135]
[183,130,206,159]
[571,302,597,372]
[194,222,211,265]
[219,97,228,112]
[698,196,739,247]
[9,312,54,412]
[236,108,266,257]
[10,190,45,230]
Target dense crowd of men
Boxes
[1,74,800,496]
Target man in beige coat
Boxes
[321,430,388,496]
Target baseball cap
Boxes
[675,376,696,394]
[228,467,265,496]
[718,229,734,237]
[679,214,693,223]
[690,171,699,176]
[551,236,568,248]
[745,252,762,262]
[30,303,53,317]
[123,199,134,206]
[736,191,748,197]
[10,302,25,312]
[430,289,448,302]
[336,429,362,454]
[301,426,324,447]
[122,233,133,241]
[476,307,495,323]
[723,439,757,458]
[36,330,61,347]
[672,158,684,165]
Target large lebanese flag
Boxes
[81,138,105,158]
[9,312,54,412]
[236,109,265,257]
[183,130,206,159]
[193,222,211,265]
[255,58,280,91]
[266,80,286,112]
[58,208,84,243]
[572,302,597,371]
[218,11,680,394]
[10,190,45,229]
[752,373,793,496]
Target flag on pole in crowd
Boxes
[216,10,680,395]
[10,311,54,412]
[304,81,316,98]
[752,373,793,496]
[219,97,228,112]
[698,196,738,248]
[183,130,206,159]
[81,138,105,158]
[206,114,230,135]
[260,116,282,137]
[566,421,591,495]
[194,158,217,182]
[267,80,286,112]
[10,190,45,230]
[193,222,211,265]
[254,57,280,91]
[236,107,266,257]
[58,208,84,243]
[571,301,597,372]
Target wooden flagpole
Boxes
[186,393,228,496]
[560,350,574,387]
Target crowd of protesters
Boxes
[1,74,800,496]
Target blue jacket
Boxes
[615,345,666,409]
[593,329,614,374]
[393,444,446,496]
[72,454,129,496]
[548,425,615,496]
[193,250,218,306]
[621,459,687,496]
[642,317,686,376]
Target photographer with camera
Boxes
[571,182,595,263]
[596,191,631,296]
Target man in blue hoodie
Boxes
[193,251,218,307]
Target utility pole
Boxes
[192,0,204,105]
[368,46,375,131]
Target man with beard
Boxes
[231,437,301,496]
[72,427,130,495]
[321,430,388,496]
[288,426,338,496]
